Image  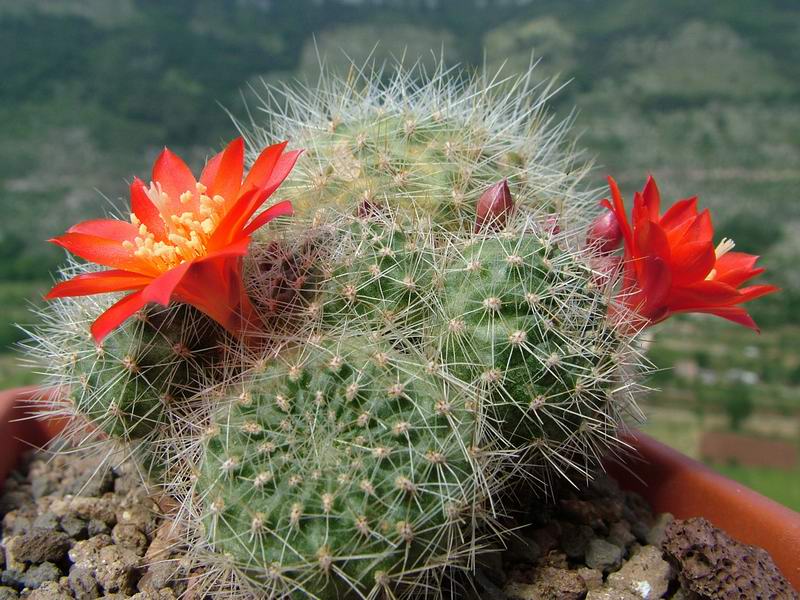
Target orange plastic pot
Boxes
[1,387,798,588]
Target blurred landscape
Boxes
[1,0,798,508]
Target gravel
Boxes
[1,450,795,599]
[0,453,187,600]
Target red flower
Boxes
[601,175,778,331]
[46,138,302,342]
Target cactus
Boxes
[29,63,648,599]
[24,262,224,472]
[187,206,638,596]
[199,337,492,599]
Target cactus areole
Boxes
[30,64,775,599]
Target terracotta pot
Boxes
[604,429,800,589]
[1,387,798,588]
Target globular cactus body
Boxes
[30,64,645,599]
[201,340,483,598]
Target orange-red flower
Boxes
[46,138,301,342]
[600,175,777,331]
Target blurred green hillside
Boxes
[2,0,798,504]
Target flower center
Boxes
[705,237,735,281]
[123,182,227,269]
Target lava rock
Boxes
[4,531,70,564]
[559,522,594,560]
[94,545,140,593]
[663,517,798,599]
[576,567,603,591]
[112,525,148,557]
[60,514,88,539]
[0,585,17,600]
[21,561,62,589]
[68,566,100,600]
[586,539,624,572]
[606,545,672,599]
[504,566,587,600]
[646,512,674,548]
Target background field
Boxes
[2,0,798,508]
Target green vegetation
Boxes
[712,464,800,512]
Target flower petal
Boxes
[677,209,713,245]
[638,255,671,318]
[90,290,149,343]
[241,140,289,193]
[669,240,716,285]
[691,306,760,332]
[68,219,138,243]
[666,280,741,311]
[45,270,151,299]
[660,196,698,234]
[130,178,167,240]
[604,177,634,258]
[49,233,159,276]
[199,150,224,190]
[634,218,671,267]
[641,175,661,221]
[735,284,780,304]
[208,150,300,250]
[152,147,197,213]
[209,137,244,208]
[242,200,294,237]
[140,261,192,306]
[712,252,762,286]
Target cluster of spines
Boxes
[243,62,595,234]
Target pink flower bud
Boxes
[475,179,514,233]
[587,210,622,254]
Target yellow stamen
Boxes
[706,238,736,280]
[126,182,231,270]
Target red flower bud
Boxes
[586,209,622,254]
[475,179,514,233]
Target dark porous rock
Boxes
[94,545,140,594]
[0,586,17,600]
[60,514,88,539]
[663,517,798,599]
[68,566,100,600]
[559,522,594,560]
[21,561,61,589]
[576,567,603,591]
[31,512,59,533]
[504,566,587,600]
[0,569,24,589]
[528,523,560,556]
[646,512,674,548]
[23,579,73,599]
[504,528,542,564]
[111,525,148,557]
[87,519,111,537]
[585,538,624,572]
[5,531,70,564]
[608,520,636,549]
[2,512,33,538]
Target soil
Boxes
[0,451,796,600]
